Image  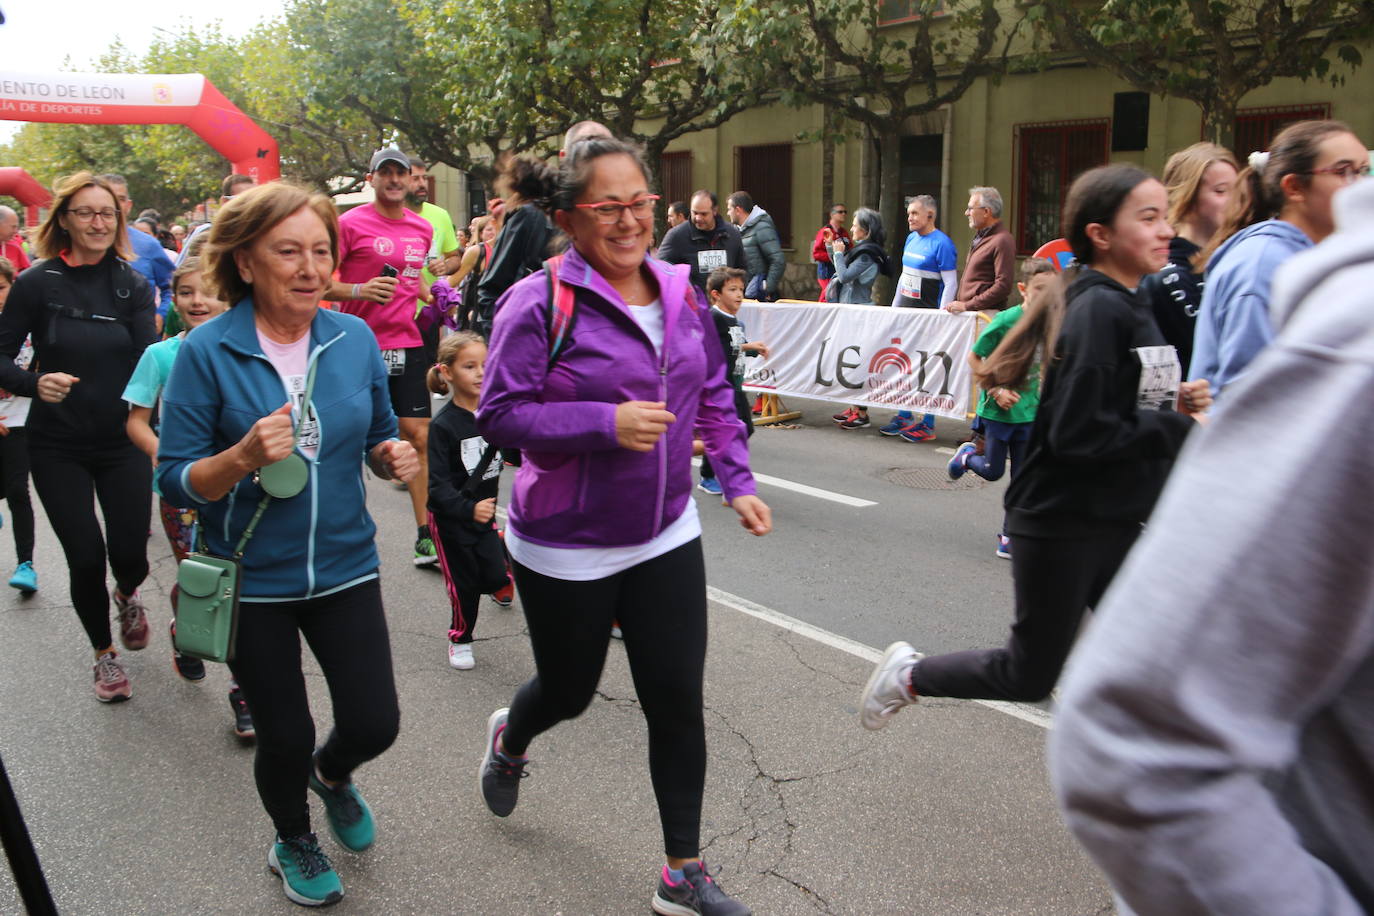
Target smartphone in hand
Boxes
[380,264,398,278]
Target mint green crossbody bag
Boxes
[173,358,318,662]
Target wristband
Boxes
[352,283,362,299]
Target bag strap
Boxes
[543,255,577,371]
[460,442,500,497]
[194,350,321,559]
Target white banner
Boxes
[0,72,205,110]
[737,301,983,419]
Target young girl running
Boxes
[947,258,1061,559]
[0,257,37,593]
[861,164,1213,723]
[1191,120,1367,392]
[426,331,512,670]
[123,258,254,737]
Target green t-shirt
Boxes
[972,304,1039,425]
[418,202,460,287]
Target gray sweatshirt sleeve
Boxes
[1048,311,1374,915]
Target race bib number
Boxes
[381,348,406,376]
[461,436,501,481]
[1132,345,1180,412]
[696,249,728,273]
[285,374,321,451]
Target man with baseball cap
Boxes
[328,147,440,566]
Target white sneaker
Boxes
[448,643,475,670]
[859,641,918,730]
[610,625,623,640]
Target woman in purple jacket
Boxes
[476,137,771,916]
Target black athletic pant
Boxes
[227,578,400,840]
[504,538,708,859]
[0,428,34,564]
[911,524,1140,703]
[29,439,151,651]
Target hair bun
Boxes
[1248,151,1270,174]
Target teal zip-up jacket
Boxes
[156,299,399,600]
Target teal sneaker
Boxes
[8,561,36,593]
[267,833,342,907]
[308,760,375,852]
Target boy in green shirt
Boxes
[948,259,1059,558]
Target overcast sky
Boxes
[1,0,285,140]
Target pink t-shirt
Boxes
[257,329,319,459]
[336,204,433,350]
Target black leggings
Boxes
[227,578,400,839]
[29,439,150,651]
[911,524,1140,703]
[0,428,34,564]
[505,537,708,859]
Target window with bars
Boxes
[879,0,946,26]
[658,151,694,210]
[1232,104,1331,156]
[1014,119,1110,254]
[735,143,794,247]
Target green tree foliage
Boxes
[725,0,1019,301]
[1032,0,1374,149]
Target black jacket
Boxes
[1004,268,1195,536]
[1139,236,1204,373]
[0,252,156,447]
[657,216,745,292]
[427,403,501,542]
[476,203,553,320]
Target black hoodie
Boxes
[1004,268,1196,537]
[1139,235,1203,372]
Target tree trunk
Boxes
[873,129,902,308]
[820,57,836,221]
[1200,98,1238,153]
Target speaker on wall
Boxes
[1112,92,1150,151]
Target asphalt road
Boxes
[0,396,1113,915]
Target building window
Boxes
[735,143,794,247]
[658,151,694,212]
[879,0,945,26]
[1232,104,1332,156]
[1014,119,1109,255]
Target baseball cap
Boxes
[368,147,410,172]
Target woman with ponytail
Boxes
[474,155,559,337]
[861,164,1211,723]
[1140,142,1238,371]
[1190,120,1368,392]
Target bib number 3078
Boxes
[381,348,406,376]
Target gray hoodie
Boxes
[1049,177,1374,916]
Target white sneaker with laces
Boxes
[859,641,918,730]
[448,643,475,670]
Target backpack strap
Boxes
[543,255,576,371]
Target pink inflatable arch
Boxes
[0,71,280,183]
[0,167,52,225]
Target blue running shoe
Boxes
[947,442,977,480]
[268,833,343,907]
[878,417,907,436]
[8,561,36,593]
[996,534,1012,560]
[697,477,723,496]
[308,756,375,852]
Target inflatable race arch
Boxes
[0,71,279,183]
[0,167,52,225]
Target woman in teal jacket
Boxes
[156,183,419,908]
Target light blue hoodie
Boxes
[1188,219,1312,392]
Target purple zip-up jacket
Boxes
[477,247,756,550]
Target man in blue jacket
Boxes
[101,174,173,324]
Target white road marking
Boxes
[933,446,957,455]
[707,585,1054,730]
[691,458,877,508]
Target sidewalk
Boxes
[0,491,1110,914]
